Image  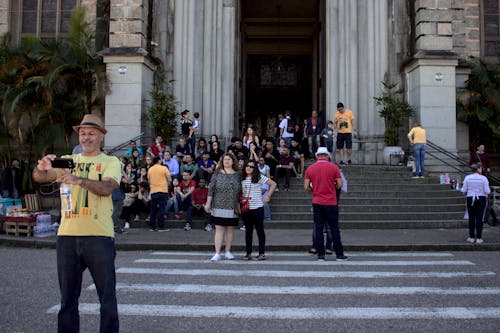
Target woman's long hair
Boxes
[242,159,260,183]
[215,152,239,174]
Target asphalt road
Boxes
[2,248,500,333]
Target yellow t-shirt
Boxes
[57,153,121,237]
[407,126,426,144]
[334,109,354,134]
[148,164,171,194]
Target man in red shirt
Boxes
[191,178,213,231]
[304,147,347,261]
[178,171,196,230]
[147,135,167,157]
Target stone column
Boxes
[325,0,388,163]
[0,0,10,35]
[173,0,236,140]
[102,0,155,149]
[405,0,459,152]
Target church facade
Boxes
[3,1,495,163]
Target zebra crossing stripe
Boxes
[116,267,495,278]
[150,251,455,257]
[47,304,500,319]
[91,283,500,295]
[135,258,474,266]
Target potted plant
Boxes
[149,79,179,144]
[374,80,414,165]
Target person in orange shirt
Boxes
[147,156,172,231]
[407,121,427,178]
[333,102,357,165]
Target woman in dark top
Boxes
[469,144,491,176]
[210,140,225,164]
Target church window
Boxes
[10,0,79,42]
[481,0,500,57]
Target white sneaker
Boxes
[466,237,475,243]
[210,253,221,262]
[224,251,235,260]
[476,238,484,244]
[124,222,130,229]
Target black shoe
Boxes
[308,248,317,254]
[325,249,333,255]
[348,160,352,165]
[336,255,348,261]
[317,255,326,262]
[339,161,345,165]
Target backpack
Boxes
[286,118,296,133]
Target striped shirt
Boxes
[461,173,490,197]
[241,175,269,210]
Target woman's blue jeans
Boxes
[413,143,426,176]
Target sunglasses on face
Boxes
[246,165,255,168]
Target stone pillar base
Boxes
[101,48,156,151]
[405,54,459,153]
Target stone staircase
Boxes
[144,164,466,230]
[267,164,466,230]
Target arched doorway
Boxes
[240,0,322,139]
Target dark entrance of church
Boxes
[240,0,322,139]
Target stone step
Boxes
[275,190,462,198]
[271,197,464,205]
[284,183,454,190]
[270,211,464,221]
[132,219,467,230]
[270,204,465,213]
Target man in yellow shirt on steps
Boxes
[334,102,357,165]
[407,121,427,178]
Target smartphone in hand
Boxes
[52,158,74,169]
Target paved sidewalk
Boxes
[1,224,500,251]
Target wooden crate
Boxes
[5,221,36,236]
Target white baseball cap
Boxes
[315,147,329,156]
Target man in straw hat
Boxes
[304,147,348,262]
[33,113,121,332]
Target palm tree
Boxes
[0,7,106,158]
[457,57,500,149]
[0,7,107,193]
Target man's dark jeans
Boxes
[150,192,168,229]
[312,204,344,257]
[176,193,193,223]
[57,236,119,333]
[274,167,291,189]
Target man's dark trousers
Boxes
[150,192,168,229]
[312,204,344,257]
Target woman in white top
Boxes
[240,159,276,260]
[461,163,491,244]
[243,126,260,148]
[257,156,271,178]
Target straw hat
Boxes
[72,114,107,134]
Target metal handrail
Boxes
[426,140,500,185]
[105,132,145,156]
